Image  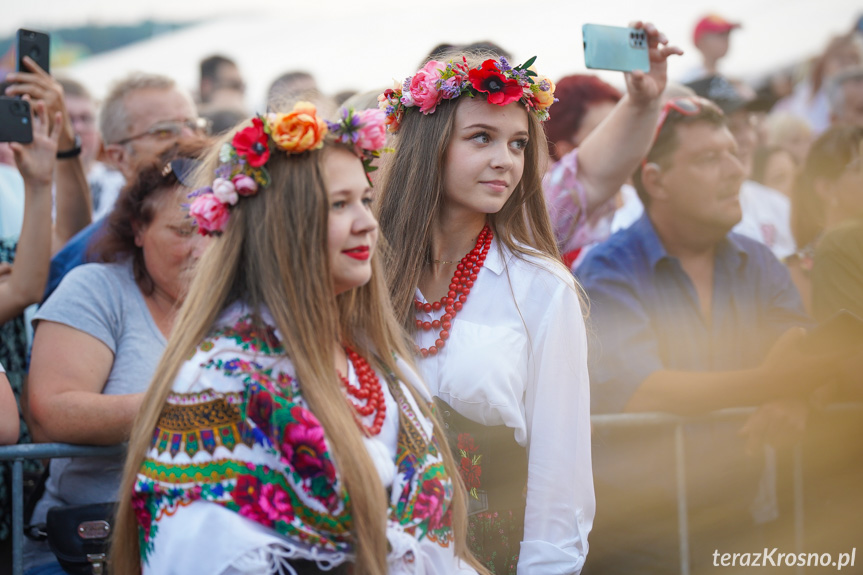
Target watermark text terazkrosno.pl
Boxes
[713,548,856,570]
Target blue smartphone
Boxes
[582,24,649,73]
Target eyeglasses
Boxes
[641,97,723,168]
[114,118,212,146]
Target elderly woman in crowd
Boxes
[22,145,207,575]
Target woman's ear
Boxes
[132,220,145,248]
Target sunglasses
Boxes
[161,158,201,188]
[114,118,212,146]
[641,97,723,168]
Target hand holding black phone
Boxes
[17,28,50,75]
[0,97,33,144]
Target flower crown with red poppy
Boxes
[189,102,388,236]
[378,55,557,133]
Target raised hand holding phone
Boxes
[16,29,50,75]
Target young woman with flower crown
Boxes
[375,54,593,574]
[110,103,489,575]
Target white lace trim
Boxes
[386,522,426,575]
[229,542,349,575]
[227,523,430,575]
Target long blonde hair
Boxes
[111,127,485,574]
[375,54,560,328]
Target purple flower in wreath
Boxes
[414,478,446,530]
[281,406,335,483]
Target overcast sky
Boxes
[4,0,860,107]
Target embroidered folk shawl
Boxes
[133,302,456,572]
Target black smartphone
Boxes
[803,310,863,356]
[17,28,50,74]
[0,96,33,143]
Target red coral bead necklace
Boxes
[414,224,493,358]
[339,346,386,436]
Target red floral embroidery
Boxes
[415,478,446,530]
[232,475,295,527]
[457,432,483,498]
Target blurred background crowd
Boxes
[1,2,862,574]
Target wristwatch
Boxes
[56,134,82,159]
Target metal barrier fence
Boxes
[1,405,859,575]
[592,404,863,575]
[0,443,124,575]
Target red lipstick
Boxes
[343,246,370,260]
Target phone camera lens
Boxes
[11,101,27,116]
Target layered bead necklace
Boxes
[413,225,493,358]
[339,346,386,436]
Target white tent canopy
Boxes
[22,0,860,113]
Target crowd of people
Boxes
[0,12,861,575]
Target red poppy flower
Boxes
[232,118,270,167]
[468,60,524,106]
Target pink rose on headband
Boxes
[232,174,258,196]
[410,60,446,114]
[190,193,230,235]
[212,178,238,205]
[356,109,387,152]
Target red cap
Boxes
[693,14,741,45]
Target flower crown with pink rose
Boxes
[378,55,557,133]
[189,102,389,236]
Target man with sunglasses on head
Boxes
[43,72,210,301]
[575,97,850,574]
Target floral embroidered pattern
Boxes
[134,303,455,565]
[458,432,483,499]
[467,510,523,575]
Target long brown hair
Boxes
[375,54,561,329]
[111,127,484,574]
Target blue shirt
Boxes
[576,213,810,414]
[43,218,107,302]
